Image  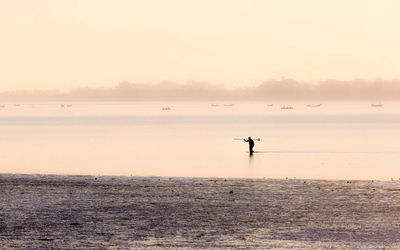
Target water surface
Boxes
[0,102,399,180]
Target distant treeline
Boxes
[1,79,400,101]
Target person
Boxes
[244,137,255,154]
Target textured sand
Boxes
[0,174,399,249]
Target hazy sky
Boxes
[1,0,400,91]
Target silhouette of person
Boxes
[244,137,255,155]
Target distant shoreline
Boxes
[2,79,400,101]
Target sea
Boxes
[0,102,399,180]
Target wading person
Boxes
[244,137,255,155]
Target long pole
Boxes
[233,138,261,141]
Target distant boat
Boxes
[281,106,294,110]
[211,104,219,107]
[162,107,171,111]
[223,104,235,107]
[66,104,73,107]
[60,104,65,108]
[14,104,20,107]
[371,103,383,107]
[267,104,274,107]
[0,105,5,108]
[306,104,322,107]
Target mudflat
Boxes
[0,174,399,249]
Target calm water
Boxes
[0,102,399,180]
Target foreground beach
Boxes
[0,174,399,249]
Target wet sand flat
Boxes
[0,174,399,249]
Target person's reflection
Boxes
[248,149,254,177]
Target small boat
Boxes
[60,104,65,108]
[371,103,383,107]
[223,104,235,107]
[267,104,274,107]
[66,104,73,107]
[162,107,171,111]
[0,105,5,108]
[306,104,322,107]
[281,106,294,110]
[211,104,219,107]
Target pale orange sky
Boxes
[1,0,400,91]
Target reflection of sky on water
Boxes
[0,102,399,180]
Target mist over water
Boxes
[0,102,399,180]
[3,79,400,101]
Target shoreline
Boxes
[0,172,395,182]
[0,174,399,248]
